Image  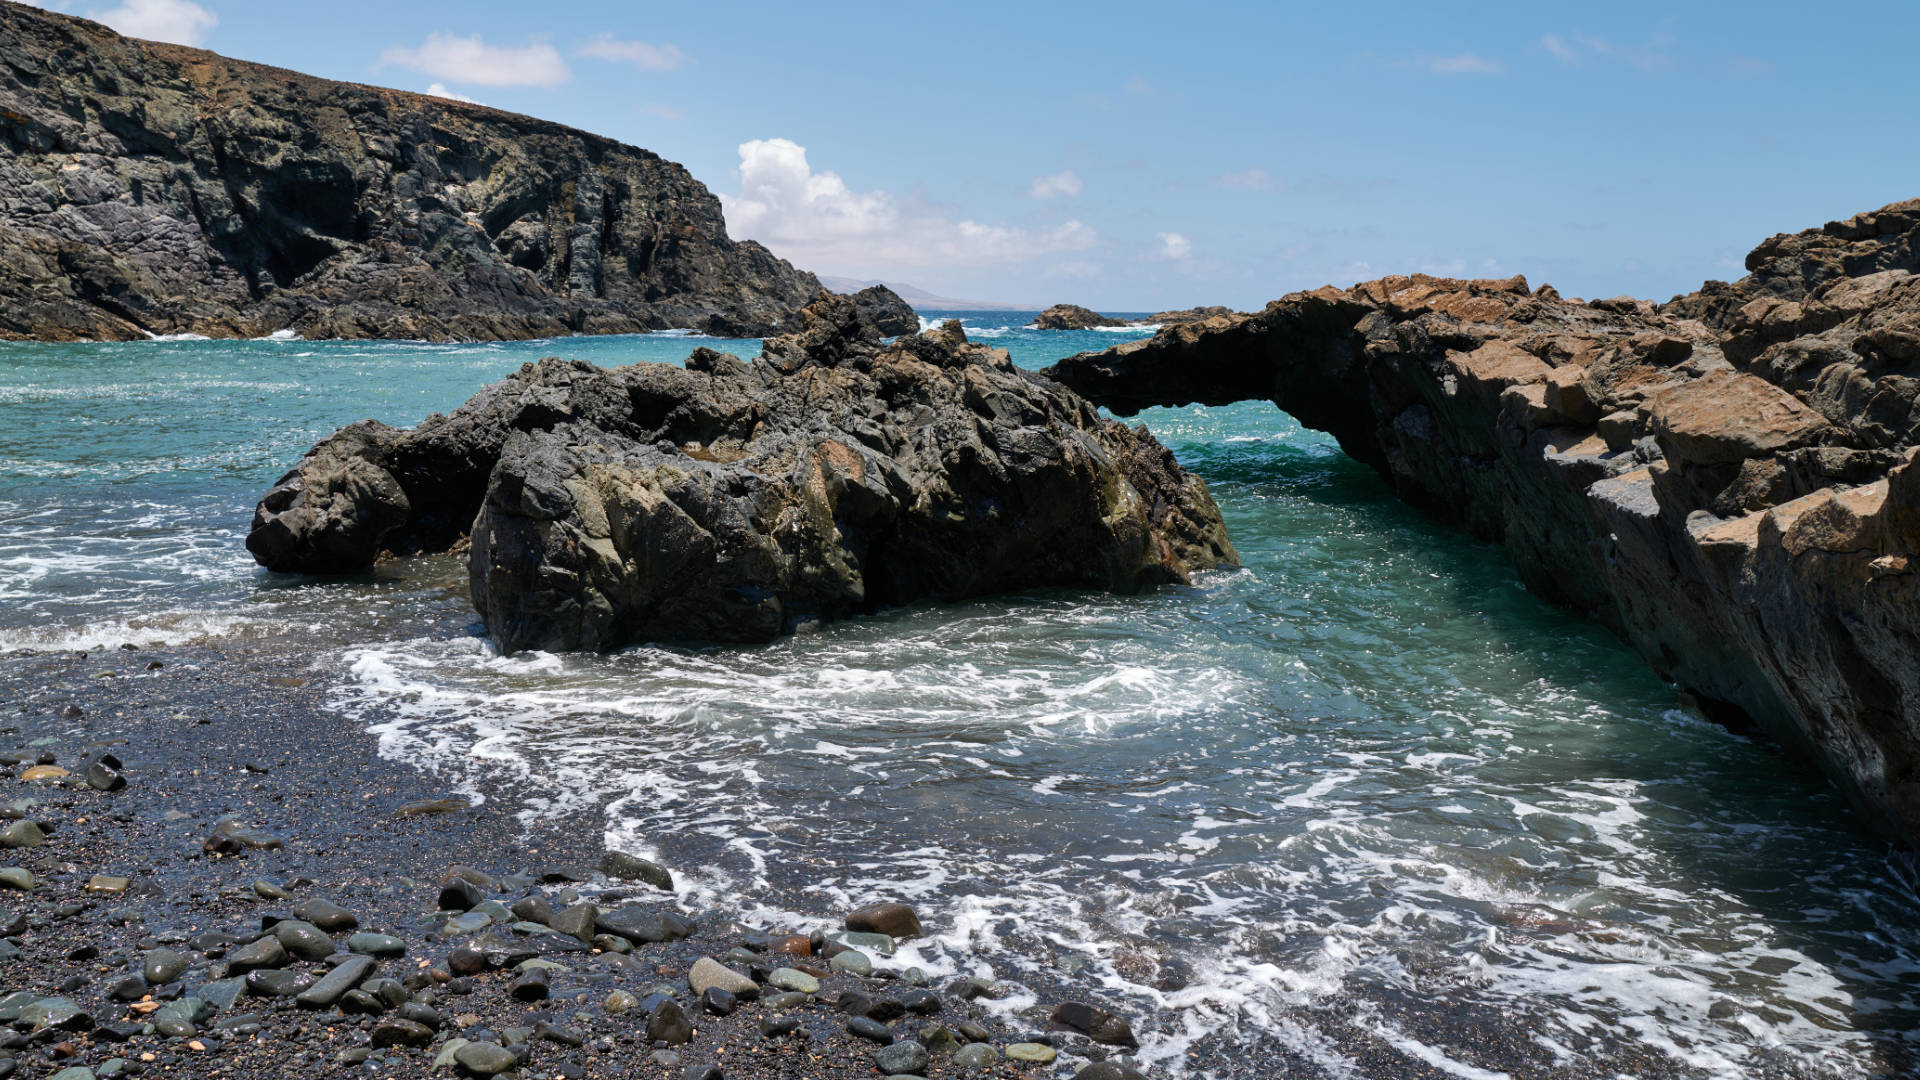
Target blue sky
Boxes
[27,0,1920,309]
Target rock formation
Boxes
[1045,199,1920,848]
[1031,304,1243,331]
[1032,304,1134,330]
[1147,306,1240,327]
[249,293,1237,651]
[847,285,919,336]
[0,3,856,341]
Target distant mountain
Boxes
[817,277,1035,312]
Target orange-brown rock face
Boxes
[1045,201,1920,848]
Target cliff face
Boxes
[0,2,827,341]
[1045,199,1920,848]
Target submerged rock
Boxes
[252,292,1237,651]
[1044,197,1920,849]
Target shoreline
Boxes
[0,640,1154,1079]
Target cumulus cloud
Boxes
[424,83,483,105]
[1157,232,1192,260]
[1027,170,1083,199]
[1213,168,1275,191]
[576,34,691,71]
[77,0,216,45]
[719,138,1097,272]
[379,33,571,88]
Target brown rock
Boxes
[845,903,923,939]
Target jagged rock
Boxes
[253,292,1237,652]
[0,4,821,342]
[1045,198,1920,848]
[1032,304,1133,330]
[1147,306,1239,327]
[848,285,920,336]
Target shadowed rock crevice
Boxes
[1044,199,1920,848]
[250,294,1237,651]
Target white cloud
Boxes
[576,34,691,72]
[1027,170,1083,199]
[1426,52,1502,75]
[1541,33,1578,62]
[1046,261,1100,279]
[1540,32,1676,73]
[424,83,483,105]
[379,33,571,88]
[1157,232,1192,260]
[719,138,1097,273]
[83,0,216,46]
[1213,168,1275,191]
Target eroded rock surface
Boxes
[251,294,1236,651]
[1045,199,1920,847]
[0,4,829,340]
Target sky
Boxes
[20,0,1920,310]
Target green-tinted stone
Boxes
[766,967,819,994]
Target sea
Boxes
[2,313,1918,1078]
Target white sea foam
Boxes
[316,603,1920,1079]
[0,609,270,653]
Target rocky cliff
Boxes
[0,2,865,341]
[1046,199,1920,848]
[249,293,1237,651]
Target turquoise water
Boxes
[3,316,1918,1078]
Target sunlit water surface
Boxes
[2,315,1916,1078]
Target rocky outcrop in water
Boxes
[250,293,1237,650]
[1032,304,1134,330]
[0,3,837,341]
[1032,304,1242,331]
[1045,199,1920,848]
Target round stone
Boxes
[954,1042,999,1069]
[453,1041,518,1076]
[1007,1042,1058,1063]
[875,1039,930,1075]
[829,949,872,976]
[766,967,819,994]
[346,933,406,957]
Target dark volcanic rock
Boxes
[1044,197,1920,849]
[849,284,920,336]
[1032,304,1133,330]
[0,4,821,341]
[252,292,1238,651]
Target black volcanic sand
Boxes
[0,642,1162,1080]
[0,641,1882,1080]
